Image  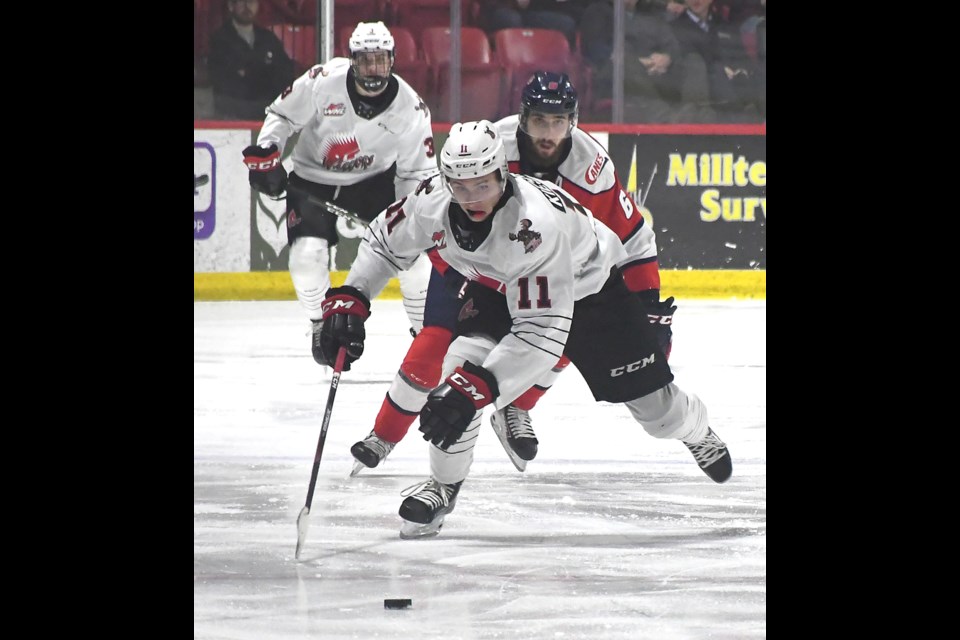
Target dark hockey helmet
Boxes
[519,71,579,136]
[348,21,395,93]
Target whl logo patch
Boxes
[323,103,346,116]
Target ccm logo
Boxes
[321,299,356,314]
[449,372,486,401]
[647,314,673,325]
[244,157,279,171]
[610,354,655,377]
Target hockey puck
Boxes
[384,598,412,609]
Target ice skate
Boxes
[349,430,396,477]
[489,405,538,472]
[398,478,462,539]
[683,427,732,483]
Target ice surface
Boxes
[195,299,766,639]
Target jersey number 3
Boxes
[517,276,551,309]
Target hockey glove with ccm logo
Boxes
[242,143,288,197]
[318,286,371,371]
[638,291,677,360]
[419,362,499,450]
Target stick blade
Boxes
[295,506,311,559]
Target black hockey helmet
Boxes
[519,71,579,135]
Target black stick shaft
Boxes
[303,346,347,511]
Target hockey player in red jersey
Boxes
[348,72,676,475]
[242,21,437,364]
[317,121,731,538]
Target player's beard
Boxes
[532,138,563,164]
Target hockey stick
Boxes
[284,183,371,228]
[640,163,658,208]
[295,345,348,560]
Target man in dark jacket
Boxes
[580,0,686,122]
[208,0,295,120]
[669,0,762,122]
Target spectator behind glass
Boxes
[260,0,317,25]
[484,1,587,46]
[580,0,690,122]
[669,0,762,123]
[208,0,296,120]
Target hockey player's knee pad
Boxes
[288,237,329,277]
[399,326,453,389]
[288,237,330,316]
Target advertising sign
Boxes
[607,132,766,269]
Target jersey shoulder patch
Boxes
[561,129,616,194]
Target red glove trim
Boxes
[321,294,370,320]
[243,149,281,172]
[446,366,495,411]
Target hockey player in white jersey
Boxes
[241,21,435,366]
[318,121,732,538]
[347,72,675,476]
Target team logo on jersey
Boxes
[415,177,436,195]
[322,103,346,116]
[321,135,374,172]
[308,65,327,79]
[458,298,479,321]
[509,219,542,254]
[585,153,608,185]
[281,84,293,99]
[287,209,301,228]
[415,97,430,118]
[431,230,447,249]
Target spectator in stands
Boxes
[669,0,762,123]
[580,0,688,122]
[484,1,587,47]
[208,0,296,120]
[260,0,317,25]
[637,0,687,21]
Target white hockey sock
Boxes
[427,333,497,484]
[398,253,431,335]
[624,383,709,442]
[288,237,330,320]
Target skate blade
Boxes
[399,515,445,539]
[349,460,367,478]
[490,416,529,473]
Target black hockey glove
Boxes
[318,285,371,371]
[419,362,499,450]
[242,143,288,197]
[640,293,676,360]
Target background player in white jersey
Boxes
[242,21,436,365]
[318,121,732,538]
[346,72,676,475]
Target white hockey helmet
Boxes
[440,120,509,188]
[348,21,395,92]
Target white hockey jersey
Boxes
[345,173,628,407]
[257,58,437,196]
[496,115,660,292]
